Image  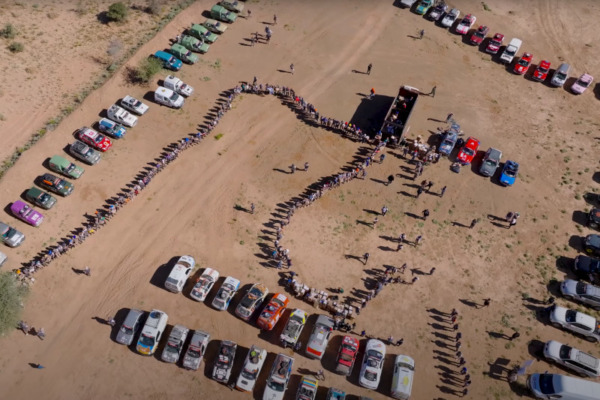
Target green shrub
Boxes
[107,2,129,22]
[0,24,16,39]
[8,42,24,53]
[0,272,29,336]
[134,57,162,83]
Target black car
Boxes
[573,255,600,280]
[588,209,600,230]
[583,234,600,257]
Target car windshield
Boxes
[364,371,378,381]
[485,159,497,167]
[491,39,501,45]
[120,325,133,335]
[504,166,517,177]
[187,346,201,358]
[556,72,567,80]
[538,374,555,395]
[139,334,155,347]
[475,31,485,38]
[577,79,591,88]
[558,344,572,359]
[241,368,258,380]
[39,193,49,203]
[93,135,103,144]
[538,66,549,73]
[518,59,529,66]
[463,147,475,156]
[165,342,180,353]
[134,100,142,108]
[169,93,179,101]
[565,310,577,323]
[268,380,285,391]
[198,278,212,288]
[66,163,76,172]
[576,281,587,295]
[506,48,516,56]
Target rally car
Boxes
[532,60,551,82]
[456,136,480,165]
[513,53,533,75]
[74,127,112,152]
[456,14,476,35]
[469,25,489,45]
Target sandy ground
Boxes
[1,0,600,399]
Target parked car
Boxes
[533,60,551,82]
[296,376,318,400]
[263,353,294,400]
[161,324,189,363]
[213,340,237,383]
[154,87,185,108]
[455,14,476,35]
[257,293,289,330]
[583,234,600,257]
[440,8,459,28]
[211,276,241,310]
[38,173,73,196]
[427,2,447,20]
[219,0,244,13]
[236,283,269,321]
[153,50,182,71]
[500,38,522,64]
[543,340,600,377]
[561,279,600,310]
[456,136,480,165]
[75,127,112,152]
[549,305,600,342]
[0,251,6,267]
[528,373,600,399]
[551,63,571,87]
[391,355,415,400]
[335,336,359,376]
[573,255,600,280]
[479,147,502,177]
[513,53,533,75]
[178,34,210,53]
[203,19,227,34]
[438,123,460,156]
[499,160,519,186]
[235,345,267,392]
[169,43,199,64]
[486,33,504,54]
[182,330,210,370]
[571,73,594,94]
[588,209,600,230]
[70,140,101,165]
[399,0,417,8]
[107,104,138,127]
[136,309,168,355]
[306,314,335,360]
[165,255,195,293]
[115,309,144,346]
[469,25,489,45]
[415,0,433,15]
[164,75,194,97]
[211,4,237,23]
[326,388,346,400]
[359,339,386,390]
[189,24,218,43]
[120,95,149,115]
[190,267,219,301]
[48,155,84,179]
[10,201,43,227]
[280,308,307,348]
[25,187,56,210]
[0,222,25,247]
[97,118,126,139]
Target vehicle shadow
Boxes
[555,255,575,277]
[108,307,135,346]
[154,324,173,362]
[563,77,578,94]
[322,334,343,373]
[568,235,584,253]
[203,339,221,379]
[573,210,589,227]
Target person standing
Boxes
[304,162,309,171]
[422,209,430,220]
[273,14,277,25]
[415,235,423,246]
[372,217,379,228]
[470,218,477,229]
[84,266,91,276]
[290,63,294,75]
[386,174,395,186]
[367,63,372,75]
[369,87,375,99]
[509,216,518,229]
[419,29,425,39]
[446,113,454,123]
[440,185,447,197]
[381,205,388,216]
[430,86,437,97]
[290,164,296,174]
[482,298,491,308]
[250,203,255,214]
[510,331,520,341]
[363,252,370,265]
[107,317,116,327]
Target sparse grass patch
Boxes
[8,41,24,53]
[214,133,224,140]
[0,23,17,39]
[482,2,491,11]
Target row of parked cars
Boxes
[400,1,594,94]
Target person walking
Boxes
[84,266,91,276]
[273,14,277,25]
[415,235,423,246]
[509,216,518,229]
[363,252,370,265]
[367,63,372,75]
[482,298,491,308]
[429,267,436,275]
[386,174,395,186]
[470,218,478,229]
[509,331,520,341]
[440,185,447,197]
[290,164,296,174]
[290,63,294,75]
[304,162,309,171]
[430,85,437,97]
[381,205,388,216]
[250,203,255,214]
[419,29,425,39]
[422,209,430,220]
[446,113,454,123]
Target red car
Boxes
[486,33,504,54]
[456,137,480,165]
[469,25,489,45]
[533,60,551,82]
[256,293,288,330]
[513,53,533,75]
[75,127,112,152]
[334,336,359,376]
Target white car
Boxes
[121,95,149,115]
[107,104,138,127]
[399,0,417,7]
[560,279,600,310]
[499,38,522,64]
[211,276,240,310]
[440,8,460,28]
[543,340,600,378]
[549,305,600,342]
[263,353,294,400]
[182,330,210,370]
[165,255,195,293]
[455,14,476,35]
[161,324,189,363]
[164,75,194,97]
[359,339,386,390]
[190,268,219,302]
[235,345,267,392]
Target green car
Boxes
[219,0,244,13]
[190,24,218,43]
[38,173,73,197]
[48,155,84,179]
[25,187,57,210]
[169,44,199,64]
[179,35,210,53]
[210,4,237,23]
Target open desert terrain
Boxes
[1,0,600,399]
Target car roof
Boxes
[50,155,70,165]
[124,309,143,325]
[586,234,600,247]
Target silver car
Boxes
[70,140,101,165]
[161,324,189,363]
[115,309,144,346]
[550,63,570,87]
[182,330,210,370]
[0,222,25,247]
[561,279,600,310]
[543,340,600,377]
[479,147,502,177]
[306,314,335,360]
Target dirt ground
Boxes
[1,0,600,399]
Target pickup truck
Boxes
[380,85,420,144]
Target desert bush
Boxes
[8,42,24,53]
[0,273,29,337]
[107,2,129,22]
[146,0,165,15]
[132,56,162,83]
[0,24,16,39]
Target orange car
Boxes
[256,293,289,330]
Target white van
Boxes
[136,309,168,355]
[391,355,415,399]
[154,86,185,108]
[165,255,195,293]
[500,38,522,64]
[528,373,600,400]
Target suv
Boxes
[136,309,168,355]
[213,340,237,383]
[588,209,600,230]
[116,309,144,346]
[0,221,25,247]
[306,314,335,360]
[169,44,199,64]
[573,255,600,280]
[263,353,294,400]
[479,147,502,177]
[161,324,189,363]
[70,140,101,165]
[48,155,84,179]
[25,187,57,210]
[561,279,600,310]
[543,340,600,377]
[549,305,600,342]
[165,255,195,293]
[38,173,73,196]
[153,50,182,71]
[583,234,600,257]
[164,75,194,97]
[182,330,210,370]
[500,38,522,64]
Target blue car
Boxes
[153,50,182,71]
[500,160,519,186]
[438,125,459,156]
[97,118,126,138]
[415,0,433,15]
